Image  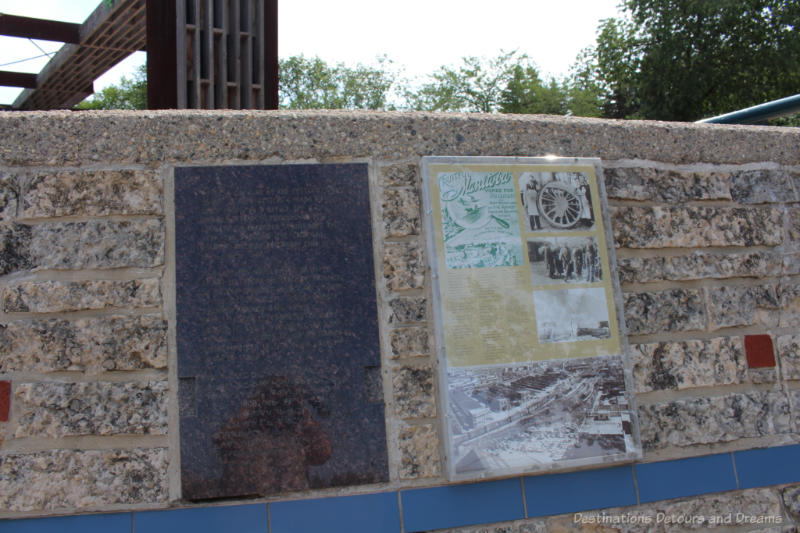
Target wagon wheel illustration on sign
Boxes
[537,181,582,229]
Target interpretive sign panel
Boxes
[175,163,388,500]
[422,156,641,480]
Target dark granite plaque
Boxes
[175,163,388,500]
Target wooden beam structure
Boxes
[265,0,278,109]
[0,71,38,89]
[0,14,81,43]
[145,0,178,109]
[2,0,278,110]
[9,0,146,110]
[148,0,279,110]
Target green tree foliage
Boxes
[76,64,147,110]
[571,18,641,119]
[74,52,580,115]
[76,56,399,111]
[408,51,522,113]
[78,1,800,125]
[769,113,800,127]
[279,55,398,110]
[407,51,589,117]
[499,64,567,115]
[579,0,800,121]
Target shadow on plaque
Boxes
[182,376,333,498]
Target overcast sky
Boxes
[0,0,622,106]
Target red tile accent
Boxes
[0,381,10,422]
[745,335,776,368]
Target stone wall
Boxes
[0,110,798,531]
[0,166,168,512]
[608,165,799,460]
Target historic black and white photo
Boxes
[519,172,595,232]
[534,287,611,343]
[527,236,603,285]
[447,356,633,475]
[424,157,639,480]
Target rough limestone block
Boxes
[777,335,800,380]
[0,224,32,275]
[603,166,659,201]
[604,167,731,202]
[2,279,161,313]
[623,289,705,336]
[631,337,746,393]
[30,219,164,270]
[398,423,441,479]
[617,252,781,284]
[746,524,793,532]
[638,391,791,451]
[389,327,430,359]
[393,365,436,419]
[0,448,168,512]
[3,111,800,167]
[0,172,18,222]
[21,170,163,218]
[383,188,421,238]
[706,284,780,330]
[747,367,779,385]
[517,522,548,533]
[681,252,784,280]
[383,241,425,291]
[0,315,167,373]
[14,381,168,438]
[784,484,800,525]
[546,514,641,532]
[792,391,800,433]
[380,163,419,187]
[729,169,799,204]
[785,253,800,275]
[388,297,427,324]
[789,208,800,243]
[780,281,800,327]
[617,256,664,285]
[611,206,783,248]
[0,220,164,275]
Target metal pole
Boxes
[696,94,800,125]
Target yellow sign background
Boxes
[427,163,621,367]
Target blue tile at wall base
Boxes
[401,478,524,533]
[134,504,267,533]
[525,466,637,517]
[735,444,800,489]
[270,492,399,533]
[0,513,131,533]
[5,447,800,533]
[636,453,737,503]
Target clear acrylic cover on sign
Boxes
[421,156,642,481]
